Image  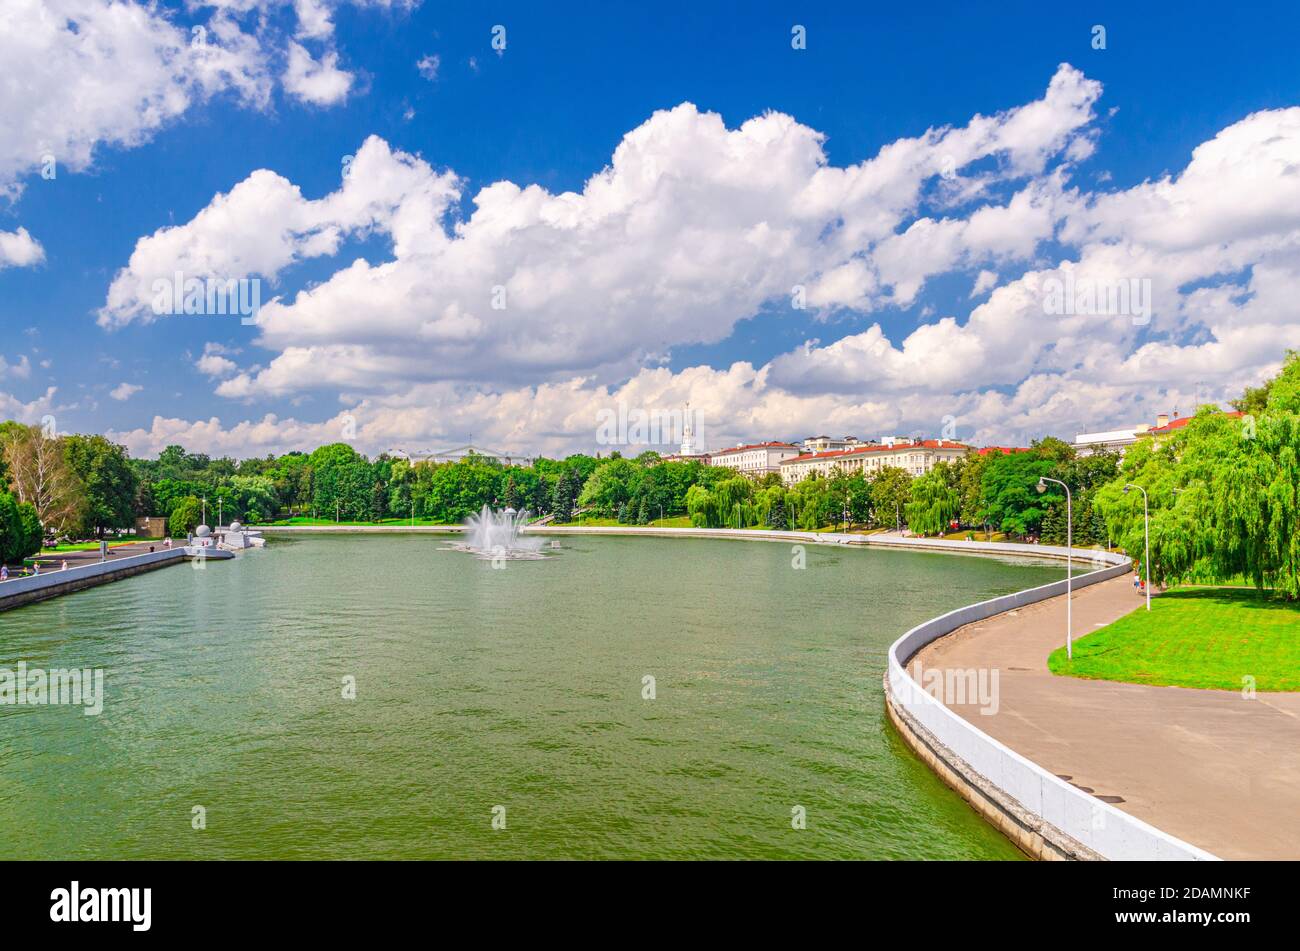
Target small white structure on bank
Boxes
[217,520,265,551]
[185,523,221,559]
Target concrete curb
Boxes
[0,547,232,613]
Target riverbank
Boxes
[911,576,1300,860]
[0,546,233,613]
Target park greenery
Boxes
[2,349,1300,597]
[1049,588,1300,691]
[1095,349,1300,600]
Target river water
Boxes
[0,533,1064,859]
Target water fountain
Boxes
[452,506,547,559]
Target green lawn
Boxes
[1049,587,1300,691]
[41,540,144,553]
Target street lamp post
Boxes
[1037,477,1074,659]
[1123,483,1150,612]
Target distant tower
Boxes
[679,403,697,456]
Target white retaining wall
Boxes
[885,544,1219,861]
[0,547,232,610]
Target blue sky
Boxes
[3,1,1300,457]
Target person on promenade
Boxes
[0,565,7,581]
[61,559,68,571]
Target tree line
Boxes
[3,350,1298,599]
[1095,350,1300,599]
[0,423,1123,558]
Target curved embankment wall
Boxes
[881,541,1218,861]
[0,548,230,613]
[257,524,1217,858]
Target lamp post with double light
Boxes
[1123,483,1150,612]
[1037,476,1073,659]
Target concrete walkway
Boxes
[911,575,1300,860]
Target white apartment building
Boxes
[801,435,867,452]
[1073,422,1154,457]
[780,439,970,485]
[709,442,803,477]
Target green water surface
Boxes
[0,534,1063,859]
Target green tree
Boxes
[63,434,138,537]
[684,483,716,527]
[979,450,1058,538]
[308,443,373,520]
[957,451,994,530]
[1094,357,1300,598]
[0,423,85,534]
[869,466,913,530]
[577,458,639,517]
[0,493,42,563]
[906,468,960,536]
[763,489,788,530]
[168,495,204,537]
[550,467,581,522]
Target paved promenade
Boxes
[912,576,1300,859]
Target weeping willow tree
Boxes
[684,476,760,528]
[685,483,718,527]
[1097,351,1300,598]
[905,468,959,536]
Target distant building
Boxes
[781,439,970,485]
[709,442,802,477]
[652,403,713,464]
[135,516,168,538]
[428,445,535,467]
[1140,410,1243,444]
[1075,410,1243,456]
[975,446,1031,457]
[679,403,699,457]
[801,435,868,453]
[1073,425,1151,456]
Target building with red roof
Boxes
[780,438,971,485]
[1142,410,1243,439]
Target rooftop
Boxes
[712,441,800,455]
[783,439,971,464]
[1144,411,1243,436]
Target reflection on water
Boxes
[0,534,1062,859]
